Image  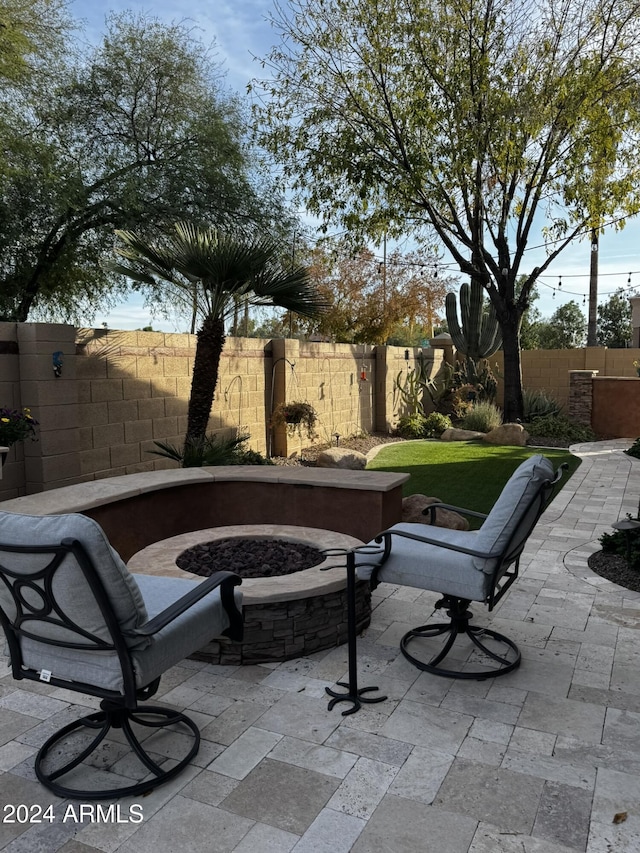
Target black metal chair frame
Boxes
[370,464,566,680]
[0,537,242,799]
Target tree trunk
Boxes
[185,315,225,447]
[501,315,524,423]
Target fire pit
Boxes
[127,525,370,664]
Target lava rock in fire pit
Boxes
[176,536,325,579]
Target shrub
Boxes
[396,413,428,438]
[522,389,562,421]
[0,407,38,446]
[624,438,640,460]
[423,412,452,438]
[528,414,595,442]
[460,401,503,433]
[600,519,640,570]
[148,433,274,467]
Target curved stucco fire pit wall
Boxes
[1,465,409,664]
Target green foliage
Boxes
[528,414,595,442]
[0,407,38,446]
[396,410,451,439]
[270,401,318,439]
[597,289,632,348]
[535,301,587,349]
[149,433,267,468]
[460,402,503,433]
[624,438,640,460]
[0,11,298,323]
[423,412,452,437]
[522,389,562,421]
[396,413,429,439]
[256,0,640,422]
[600,520,640,570]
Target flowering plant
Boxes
[0,407,39,446]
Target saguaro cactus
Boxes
[446,279,502,360]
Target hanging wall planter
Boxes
[270,401,318,440]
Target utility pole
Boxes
[587,228,598,346]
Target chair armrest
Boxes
[375,527,499,560]
[129,571,242,638]
[422,502,489,522]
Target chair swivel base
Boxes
[400,597,521,680]
[35,700,200,800]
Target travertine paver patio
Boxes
[1,439,640,852]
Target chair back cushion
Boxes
[473,454,554,572]
[0,511,149,690]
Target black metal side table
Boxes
[322,545,387,715]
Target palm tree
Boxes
[111,222,325,455]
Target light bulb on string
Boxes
[558,275,562,290]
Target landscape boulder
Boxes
[440,428,484,442]
[402,494,470,531]
[316,447,367,470]
[483,423,529,447]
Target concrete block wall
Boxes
[270,339,377,457]
[3,320,640,498]
[75,329,273,480]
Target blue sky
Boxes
[71,0,640,332]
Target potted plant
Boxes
[0,407,39,462]
[270,401,318,439]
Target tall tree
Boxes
[255,0,640,419]
[597,288,633,348]
[536,301,587,349]
[112,222,326,452]
[0,11,295,322]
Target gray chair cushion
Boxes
[0,512,241,693]
[130,575,239,688]
[356,524,489,601]
[356,454,555,602]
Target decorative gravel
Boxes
[588,550,640,592]
[177,537,325,579]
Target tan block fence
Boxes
[2,321,640,499]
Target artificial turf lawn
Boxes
[367,440,580,525]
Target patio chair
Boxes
[357,454,565,679]
[0,510,243,799]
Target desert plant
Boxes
[453,357,499,403]
[522,388,562,421]
[271,401,318,439]
[395,367,428,416]
[112,223,325,454]
[149,432,258,467]
[446,279,502,363]
[423,412,452,437]
[460,401,503,432]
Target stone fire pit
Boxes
[127,524,370,665]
